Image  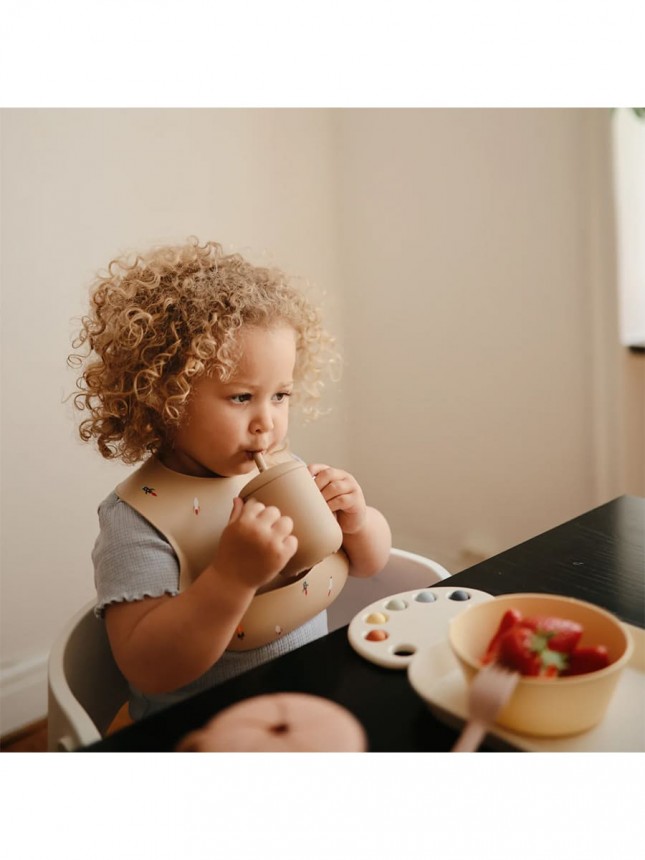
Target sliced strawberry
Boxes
[497,626,543,675]
[521,615,583,653]
[480,608,611,678]
[482,609,524,664]
[562,646,610,676]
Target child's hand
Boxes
[308,463,367,536]
[216,497,298,589]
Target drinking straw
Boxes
[253,452,267,472]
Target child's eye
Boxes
[273,392,292,403]
[230,394,252,404]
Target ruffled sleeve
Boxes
[92,492,180,617]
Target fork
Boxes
[451,664,520,752]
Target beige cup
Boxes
[239,460,343,577]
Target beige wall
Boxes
[0,108,346,731]
[0,108,638,733]
[333,108,630,567]
[622,351,645,494]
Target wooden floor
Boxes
[0,718,48,752]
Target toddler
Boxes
[70,238,391,721]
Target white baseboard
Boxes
[0,651,49,736]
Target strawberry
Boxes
[481,608,611,678]
[521,615,583,653]
[497,626,543,676]
[496,622,570,676]
[481,609,523,664]
[562,646,609,676]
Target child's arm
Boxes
[308,464,392,578]
[104,497,297,695]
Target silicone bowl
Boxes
[449,593,633,737]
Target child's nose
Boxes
[250,404,273,433]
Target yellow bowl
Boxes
[449,593,634,737]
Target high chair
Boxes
[47,549,450,749]
[47,600,129,751]
[326,546,451,632]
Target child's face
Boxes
[162,325,297,478]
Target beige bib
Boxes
[115,456,348,650]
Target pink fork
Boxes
[452,664,520,752]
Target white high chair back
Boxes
[47,550,450,748]
[47,601,129,751]
[326,547,451,632]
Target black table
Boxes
[85,495,644,752]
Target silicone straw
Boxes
[253,452,267,472]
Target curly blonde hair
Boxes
[69,238,339,464]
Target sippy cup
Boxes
[239,454,343,578]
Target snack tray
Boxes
[407,622,645,752]
[347,586,494,669]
